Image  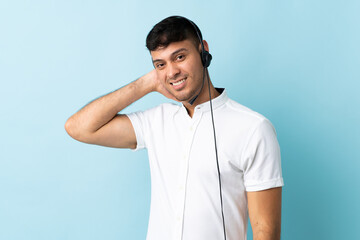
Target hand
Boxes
[143,69,179,102]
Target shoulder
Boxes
[127,102,181,121]
[221,98,275,133]
[144,102,181,116]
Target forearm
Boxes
[252,225,281,240]
[248,188,282,240]
[65,76,153,136]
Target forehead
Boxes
[150,39,197,60]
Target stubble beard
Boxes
[175,87,199,102]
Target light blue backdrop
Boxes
[1,0,359,239]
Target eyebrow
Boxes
[152,48,189,64]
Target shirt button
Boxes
[179,185,184,191]
[176,216,181,221]
[189,126,193,131]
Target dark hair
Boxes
[146,16,202,51]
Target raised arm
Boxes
[64,69,174,149]
[247,187,282,240]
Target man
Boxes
[65,16,284,240]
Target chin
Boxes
[168,84,199,103]
[177,93,197,103]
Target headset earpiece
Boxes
[201,50,212,68]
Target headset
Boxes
[178,16,227,240]
[186,18,212,105]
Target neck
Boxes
[183,76,220,117]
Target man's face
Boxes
[151,39,204,103]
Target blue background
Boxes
[1,0,359,239]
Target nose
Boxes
[167,62,180,80]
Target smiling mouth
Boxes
[171,78,187,86]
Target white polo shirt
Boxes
[127,89,283,240]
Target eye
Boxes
[176,54,185,61]
[156,63,165,69]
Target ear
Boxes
[202,40,210,52]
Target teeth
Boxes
[172,79,186,86]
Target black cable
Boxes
[206,68,227,240]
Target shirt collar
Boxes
[181,88,228,114]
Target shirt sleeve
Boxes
[241,119,284,192]
[126,111,147,151]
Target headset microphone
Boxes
[188,67,204,105]
[188,96,198,105]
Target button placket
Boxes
[172,114,203,240]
